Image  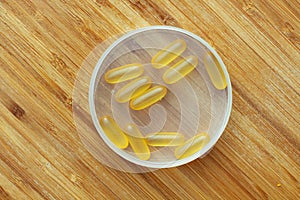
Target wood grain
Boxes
[1,0,299,199]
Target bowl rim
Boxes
[89,25,232,169]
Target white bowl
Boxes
[89,26,232,169]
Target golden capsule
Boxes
[130,86,167,110]
[152,39,187,69]
[174,133,210,159]
[99,116,129,149]
[115,76,152,103]
[104,63,144,84]
[124,124,150,160]
[146,132,185,146]
[203,52,227,90]
[163,55,198,84]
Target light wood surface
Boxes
[1,0,299,199]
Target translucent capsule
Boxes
[203,52,227,90]
[146,132,185,146]
[124,124,150,160]
[104,63,144,84]
[115,76,152,103]
[130,85,167,110]
[152,39,187,69]
[174,132,210,159]
[99,116,129,149]
[163,55,198,84]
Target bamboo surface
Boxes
[1,0,299,199]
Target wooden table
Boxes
[1,0,299,199]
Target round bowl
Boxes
[89,26,232,169]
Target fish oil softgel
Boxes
[146,132,185,146]
[124,124,150,160]
[152,39,187,69]
[105,63,144,83]
[163,55,198,84]
[203,52,227,90]
[115,76,152,103]
[130,85,167,110]
[99,116,129,149]
[174,133,210,159]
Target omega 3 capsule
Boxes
[152,39,186,69]
[115,76,152,103]
[146,132,185,146]
[99,116,129,149]
[175,133,210,159]
[124,124,150,160]
[163,55,198,84]
[130,86,167,110]
[105,63,144,84]
[203,52,227,90]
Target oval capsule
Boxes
[163,55,198,84]
[203,52,227,90]
[174,132,210,159]
[104,63,144,84]
[152,39,187,69]
[130,86,167,110]
[124,124,150,160]
[115,76,152,103]
[99,116,129,149]
[146,132,185,146]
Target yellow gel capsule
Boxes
[130,86,167,110]
[203,52,227,90]
[152,39,187,69]
[174,132,210,159]
[115,76,152,103]
[104,63,144,84]
[99,116,129,149]
[146,132,185,146]
[163,55,198,84]
[124,124,150,160]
